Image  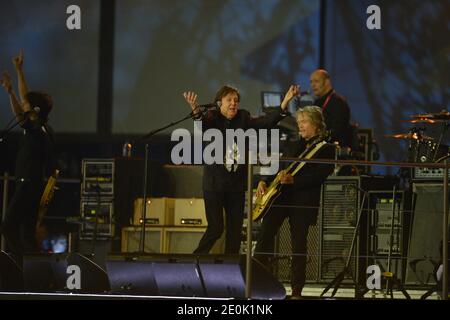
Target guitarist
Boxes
[254,106,335,299]
[0,51,56,264]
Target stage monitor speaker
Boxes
[23,253,68,292]
[23,253,109,293]
[151,254,204,297]
[406,183,447,285]
[66,253,110,293]
[0,251,23,291]
[106,255,159,295]
[197,255,245,298]
[75,239,113,270]
[198,255,285,299]
[107,254,204,297]
[105,254,285,299]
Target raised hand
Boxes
[0,71,13,94]
[281,84,300,110]
[183,91,198,111]
[12,49,24,70]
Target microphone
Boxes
[197,102,218,110]
[20,107,40,116]
[190,102,219,119]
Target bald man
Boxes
[310,69,352,148]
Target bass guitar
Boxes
[252,141,327,221]
[35,169,60,250]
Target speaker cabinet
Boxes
[151,255,204,296]
[273,220,320,282]
[121,226,163,254]
[197,255,245,298]
[66,253,110,293]
[319,176,397,284]
[199,255,285,299]
[406,183,447,285]
[164,227,224,254]
[106,254,286,299]
[0,251,23,291]
[173,198,207,226]
[106,254,203,297]
[133,197,175,225]
[23,253,109,293]
[106,255,158,295]
[23,253,69,292]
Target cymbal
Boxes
[411,113,434,119]
[403,118,448,124]
[384,132,434,141]
[411,111,450,120]
[430,111,450,120]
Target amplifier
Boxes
[413,167,450,180]
[319,175,398,284]
[133,198,175,225]
[173,198,206,226]
[81,159,114,196]
[368,192,404,255]
[80,200,114,239]
[80,158,145,238]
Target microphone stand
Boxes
[0,113,27,143]
[136,107,206,253]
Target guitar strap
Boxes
[291,140,327,176]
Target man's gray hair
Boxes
[296,105,327,138]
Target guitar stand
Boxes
[381,268,411,299]
[357,259,411,299]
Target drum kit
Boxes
[385,110,450,163]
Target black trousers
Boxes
[255,205,315,292]
[1,180,42,262]
[194,190,245,254]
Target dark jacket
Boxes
[198,108,286,192]
[315,90,352,148]
[273,138,336,224]
[15,119,56,181]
